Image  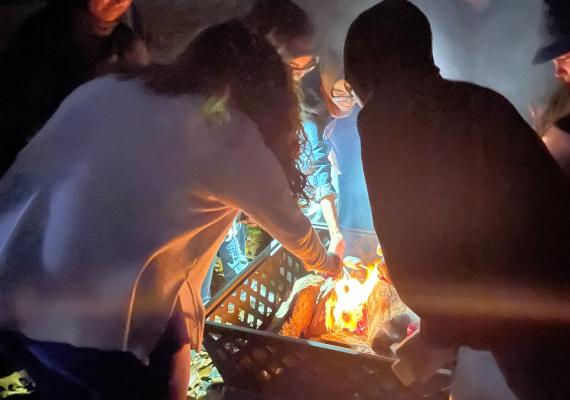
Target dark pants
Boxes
[0,310,186,400]
[0,331,166,400]
[493,331,570,400]
[424,315,570,400]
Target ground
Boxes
[188,351,223,400]
[189,226,272,399]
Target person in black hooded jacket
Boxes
[344,1,570,399]
[0,0,147,177]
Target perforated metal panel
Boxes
[204,228,452,400]
[207,242,308,330]
[204,322,451,400]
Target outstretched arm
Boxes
[210,119,342,276]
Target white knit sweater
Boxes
[0,76,331,363]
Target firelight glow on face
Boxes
[553,53,570,85]
[89,0,133,23]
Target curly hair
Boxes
[120,20,310,205]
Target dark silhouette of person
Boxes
[0,0,147,177]
[344,1,570,399]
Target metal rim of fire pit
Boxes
[204,227,452,400]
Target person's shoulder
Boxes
[8,6,66,45]
[56,75,145,117]
[302,119,319,142]
[221,108,281,165]
[71,75,132,98]
[446,79,515,114]
[357,94,380,123]
[221,107,266,154]
[356,93,400,139]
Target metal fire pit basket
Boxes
[204,228,451,400]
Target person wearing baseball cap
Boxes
[533,0,570,70]
[534,0,570,175]
[345,1,570,399]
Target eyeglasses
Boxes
[330,80,355,100]
[288,55,320,72]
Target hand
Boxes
[237,213,257,227]
[343,256,365,271]
[328,230,346,259]
[314,252,343,279]
[391,330,456,386]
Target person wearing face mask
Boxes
[297,67,347,258]
[201,0,346,306]
[0,0,148,177]
[533,0,570,176]
[245,0,346,256]
[201,0,327,305]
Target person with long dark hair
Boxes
[202,0,336,305]
[0,21,341,399]
[201,0,320,304]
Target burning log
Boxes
[367,279,419,355]
[270,274,328,337]
[273,254,419,355]
[279,280,321,338]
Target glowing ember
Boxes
[325,258,382,334]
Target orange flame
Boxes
[325,259,381,333]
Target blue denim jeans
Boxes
[201,222,248,304]
[300,119,338,225]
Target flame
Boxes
[325,259,382,333]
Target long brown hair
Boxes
[120,20,309,205]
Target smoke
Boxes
[140,0,556,117]
[136,0,556,233]
[416,0,555,118]
[451,347,517,400]
[300,0,558,233]
[304,0,556,119]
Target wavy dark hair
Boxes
[243,0,314,43]
[120,20,309,205]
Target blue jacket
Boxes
[300,120,337,222]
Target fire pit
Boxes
[204,227,452,400]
